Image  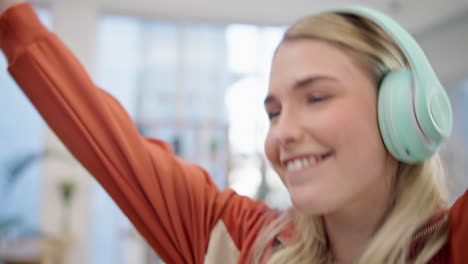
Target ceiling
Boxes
[82,0,468,34]
[30,0,468,35]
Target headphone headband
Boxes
[326,6,436,83]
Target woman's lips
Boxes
[283,152,334,184]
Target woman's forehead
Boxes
[269,39,361,88]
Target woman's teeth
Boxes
[285,155,321,171]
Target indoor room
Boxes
[0,0,467,263]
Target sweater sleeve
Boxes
[449,188,468,263]
[0,3,254,263]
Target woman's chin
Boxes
[289,192,334,215]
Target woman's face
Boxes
[264,38,398,215]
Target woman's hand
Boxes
[0,0,25,14]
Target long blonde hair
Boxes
[254,12,449,264]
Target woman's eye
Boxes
[307,95,328,103]
[268,110,280,120]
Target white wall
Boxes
[414,10,468,203]
[415,10,468,87]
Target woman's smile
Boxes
[283,151,335,185]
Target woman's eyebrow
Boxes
[264,75,338,106]
[292,75,338,91]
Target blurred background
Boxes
[0,0,467,263]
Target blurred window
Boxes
[95,14,286,264]
[0,7,52,238]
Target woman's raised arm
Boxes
[0,3,260,263]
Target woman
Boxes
[0,0,466,263]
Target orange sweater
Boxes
[0,3,466,263]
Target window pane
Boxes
[96,13,286,264]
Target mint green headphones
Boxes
[324,6,453,163]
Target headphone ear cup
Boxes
[378,69,435,163]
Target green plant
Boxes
[0,216,23,237]
[0,150,54,237]
[59,178,76,206]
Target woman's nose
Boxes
[275,111,304,146]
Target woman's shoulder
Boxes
[447,188,468,263]
[205,195,281,263]
[449,188,468,225]
[422,189,468,264]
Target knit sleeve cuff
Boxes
[0,2,50,63]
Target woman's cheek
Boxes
[264,132,278,167]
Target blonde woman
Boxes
[0,0,466,263]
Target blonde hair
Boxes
[254,12,449,264]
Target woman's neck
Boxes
[324,208,387,264]
[323,160,398,263]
